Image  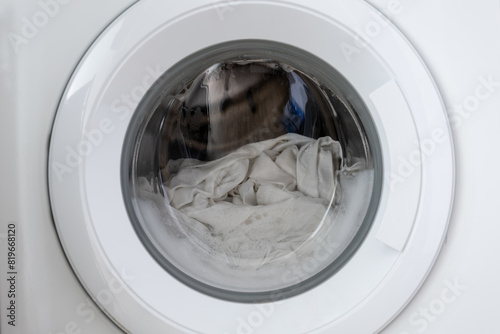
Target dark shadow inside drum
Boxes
[121,40,382,303]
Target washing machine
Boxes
[1,0,499,333]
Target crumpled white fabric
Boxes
[151,133,343,267]
[164,134,342,229]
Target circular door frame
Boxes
[48,0,454,333]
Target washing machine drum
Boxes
[48,1,454,333]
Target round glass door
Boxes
[122,40,382,302]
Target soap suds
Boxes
[136,133,372,291]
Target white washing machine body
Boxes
[0,1,137,333]
[1,1,499,334]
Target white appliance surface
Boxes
[0,0,499,333]
[369,1,500,333]
[0,1,137,333]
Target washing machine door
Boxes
[48,0,454,333]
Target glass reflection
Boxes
[158,60,338,165]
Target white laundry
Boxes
[152,133,344,268]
